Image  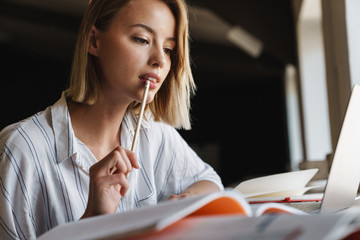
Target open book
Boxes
[38,191,305,240]
[234,168,323,203]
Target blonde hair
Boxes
[66,0,195,129]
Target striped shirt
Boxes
[0,93,223,239]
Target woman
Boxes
[0,0,223,239]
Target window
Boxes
[291,0,331,167]
[292,0,358,173]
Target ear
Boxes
[88,25,100,56]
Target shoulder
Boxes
[125,110,181,139]
[147,118,183,140]
[0,107,53,157]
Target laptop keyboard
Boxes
[283,202,321,213]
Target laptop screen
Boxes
[320,85,360,212]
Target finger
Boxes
[90,147,138,179]
[126,149,140,169]
[118,147,132,173]
[168,195,178,200]
[94,173,129,189]
[110,148,128,174]
[115,146,140,169]
[89,150,124,177]
[110,166,117,175]
[168,194,184,200]
[118,174,129,196]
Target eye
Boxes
[133,37,149,45]
[164,48,173,55]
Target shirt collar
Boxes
[50,93,152,164]
[121,110,152,150]
[51,92,78,164]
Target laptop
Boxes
[287,84,360,213]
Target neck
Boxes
[67,98,129,160]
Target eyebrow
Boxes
[130,24,176,42]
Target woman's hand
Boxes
[168,191,194,200]
[81,146,140,219]
[168,180,221,200]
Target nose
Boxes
[148,46,166,69]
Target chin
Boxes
[146,96,154,104]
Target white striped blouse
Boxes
[0,93,223,239]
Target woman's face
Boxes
[89,0,176,105]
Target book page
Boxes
[125,213,360,240]
[247,193,323,204]
[186,192,251,218]
[38,194,215,240]
[244,186,320,198]
[234,169,319,198]
[38,191,252,240]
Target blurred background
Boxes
[1,0,356,187]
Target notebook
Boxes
[288,84,360,213]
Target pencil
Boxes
[131,80,150,152]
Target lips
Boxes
[144,77,157,82]
[139,73,159,82]
[139,73,160,89]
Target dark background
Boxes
[0,0,298,186]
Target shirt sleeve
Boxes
[0,126,53,240]
[0,139,35,239]
[152,122,224,202]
